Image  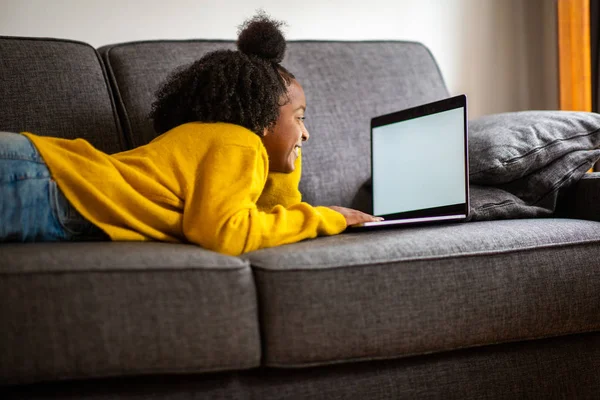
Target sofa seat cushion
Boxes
[0,242,260,385]
[247,218,600,368]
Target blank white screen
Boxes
[372,107,466,216]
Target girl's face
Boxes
[262,80,309,173]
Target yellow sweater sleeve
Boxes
[182,144,346,256]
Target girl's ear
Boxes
[262,127,270,137]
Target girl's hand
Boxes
[327,206,383,226]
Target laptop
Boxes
[349,94,469,230]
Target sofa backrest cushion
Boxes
[100,40,449,207]
[0,37,125,154]
[99,40,236,149]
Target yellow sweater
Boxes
[256,147,303,211]
[23,122,346,256]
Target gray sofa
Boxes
[2,36,600,399]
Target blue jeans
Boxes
[0,132,107,242]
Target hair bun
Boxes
[237,12,286,64]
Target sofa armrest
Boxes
[561,172,600,220]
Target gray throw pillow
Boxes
[469,149,600,221]
[468,185,553,221]
[469,111,600,185]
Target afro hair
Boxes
[149,11,296,136]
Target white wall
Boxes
[0,0,558,119]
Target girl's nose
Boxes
[302,129,310,142]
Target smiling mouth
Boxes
[293,145,302,157]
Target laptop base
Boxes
[345,214,468,232]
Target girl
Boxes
[0,13,380,256]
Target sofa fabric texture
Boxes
[0,243,260,385]
[247,218,600,367]
[5,332,600,400]
[0,37,125,154]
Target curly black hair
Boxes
[149,11,296,136]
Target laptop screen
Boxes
[371,96,468,218]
